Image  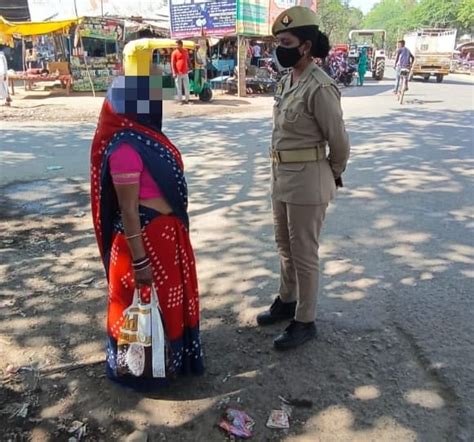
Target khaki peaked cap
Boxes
[272,6,319,36]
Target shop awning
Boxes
[0,16,82,36]
[124,18,170,37]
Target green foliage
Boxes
[412,0,460,27]
[457,0,474,28]
[314,0,364,44]
[265,0,471,50]
[362,0,473,50]
[363,0,417,49]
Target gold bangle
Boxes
[126,233,142,240]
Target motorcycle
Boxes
[325,52,356,87]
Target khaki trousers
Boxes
[272,198,328,323]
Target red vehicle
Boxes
[333,44,349,54]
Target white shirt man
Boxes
[253,44,262,58]
[0,47,12,106]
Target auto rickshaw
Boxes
[123,38,213,102]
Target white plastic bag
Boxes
[117,285,166,378]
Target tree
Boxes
[411,0,460,28]
[457,0,474,29]
[363,0,418,50]
[315,0,364,44]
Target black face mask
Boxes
[276,44,303,68]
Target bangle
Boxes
[134,263,151,272]
[126,233,142,240]
[133,262,150,270]
[133,257,150,271]
[133,256,149,266]
[134,262,151,271]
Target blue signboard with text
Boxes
[169,0,237,38]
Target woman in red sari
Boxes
[90,74,203,390]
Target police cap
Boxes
[272,6,319,36]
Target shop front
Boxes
[168,1,316,96]
[71,17,125,92]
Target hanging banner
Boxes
[268,1,317,29]
[236,0,269,36]
[169,0,237,38]
[80,18,125,41]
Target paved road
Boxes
[1,73,473,440]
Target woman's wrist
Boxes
[132,256,150,271]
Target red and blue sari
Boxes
[90,85,203,390]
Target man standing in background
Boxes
[251,41,262,66]
[171,40,191,104]
[0,45,12,107]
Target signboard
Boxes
[80,18,125,41]
[236,0,269,36]
[168,0,317,38]
[71,55,122,92]
[169,0,237,38]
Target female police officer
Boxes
[257,6,350,350]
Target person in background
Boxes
[221,40,229,58]
[171,40,191,104]
[25,48,38,69]
[247,42,253,64]
[393,39,414,94]
[0,45,12,106]
[228,43,237,65]
[252,41,262,66]
[357,47,368,86]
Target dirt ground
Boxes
[1,80,470,441]
[1,193,447,442]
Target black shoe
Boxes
[256,297,296,326]
[274,320,317,351]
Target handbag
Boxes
[117,285,166,378]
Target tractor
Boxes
[348,29,387,81]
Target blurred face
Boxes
[177,42,183,49]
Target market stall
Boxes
[0,16,79,95]
[167,1,316,96]
[70,17,125,92]
[8,72,72,95]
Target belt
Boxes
[271,145,327,163]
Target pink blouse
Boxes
[109,142,163,199]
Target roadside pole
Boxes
[237,35,247,97]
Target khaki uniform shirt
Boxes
[272,63,350,205]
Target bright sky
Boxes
[349,0,380,14]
